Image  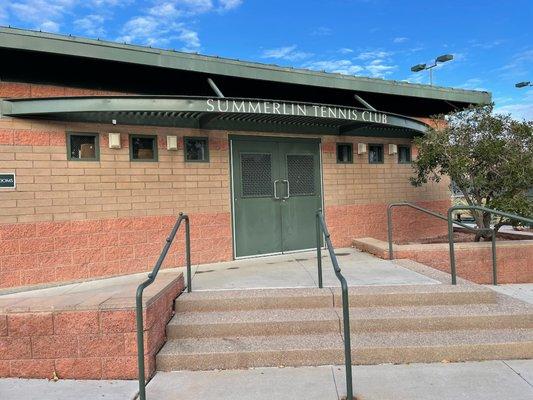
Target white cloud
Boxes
[176,0,214,14]
[8,0,76,31]
[218,0,242,11]
[74,14,106,36]
[338,48,353,54]
[356,50,393,61]
[495,89,533,121]
[498,49,533,79]
[393,37,408,43]
[312,26,332,36]
[305,60,364,75]
[148,2,182,18]
[261,45,312,61]
[456,78,487,92]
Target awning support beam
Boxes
[354,94,376,111]
[207,78,225,98]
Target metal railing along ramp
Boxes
[316,209,354,400]
[135,212,191,400]
[387,202,533,285]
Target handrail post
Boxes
[340,277,353,400]
[316,210,323,289]
[491,229,497,286]
[447,208,457,285]
[135,212,189,400]
[387,205,394,260]
[185,215,192,293]
[136,284,147,400]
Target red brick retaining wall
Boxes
[0,274,183,380]
[326,200,450,248]
[0,213,231,289]
[353,238,533,284]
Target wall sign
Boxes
[0,173,16,189]
[206,99,389,124]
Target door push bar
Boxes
[273,180,290,200]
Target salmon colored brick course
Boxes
[0,275,184,380]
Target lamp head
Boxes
[410,63,426,72]
[436,54,454,63]
[515,81,531,88]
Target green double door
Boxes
[231,136,322,258]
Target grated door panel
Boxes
[241,153,273,197]
[287,154,315,196]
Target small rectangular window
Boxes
[130,135,158,161]
[398,145,412,163]
[184,137,209,162]
[336,143,353,164]
[368,144,384,164]
[67,133,99,161]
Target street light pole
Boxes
[411,54,454,85]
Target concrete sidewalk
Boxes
[1,360,531,399]
[0,379,138,400]
[147,360,533,400]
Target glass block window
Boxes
[241,153,273,197]
[67,133,99,161]
[336,143,353,164]
[398,145,412,164]
[185,137,209,162]
[368,144,384,164]
[130,135,158,161]
[287,154,315,196]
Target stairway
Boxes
[156,284,533,371]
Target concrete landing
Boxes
[190,248,439,290]
[146,360,533,400]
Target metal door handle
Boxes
[273,180,281,200]
[283,179,290,199]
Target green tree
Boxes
[411,104,533,240]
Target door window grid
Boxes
[240,153,274,197]
[287,154,315,196]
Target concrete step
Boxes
[175,285,497,313]
[167,303,533,338]
[156,328,533,371]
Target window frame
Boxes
[398,145,412,164]
[368,143,384,164]
[184,136,210,163]
[129,134,158,162]
[66,132,100,162]
[336,142,353,164]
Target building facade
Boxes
[0,28,490,289]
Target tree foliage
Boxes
[411,103,533,239]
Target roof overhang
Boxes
[0,27,491,108]
[0,96,429,137]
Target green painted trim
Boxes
[336,143,353,164]
[0,96,430,135]
[184,136,209,163]
[0,27,491,105]
[229,134,321,144]
[368,143,384,164]
[66,132,100,161]
[129,134,158,162]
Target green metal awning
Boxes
[0,96,429,137]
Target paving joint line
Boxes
[502,360,533,388]
[330,365,342,400]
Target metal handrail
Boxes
[447,205,533,286]
[387,202,496,284]
[316,209,354,400]
[136,212,191,400]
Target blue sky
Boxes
[0,0,531,119]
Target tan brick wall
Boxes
[0,118,231,224]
